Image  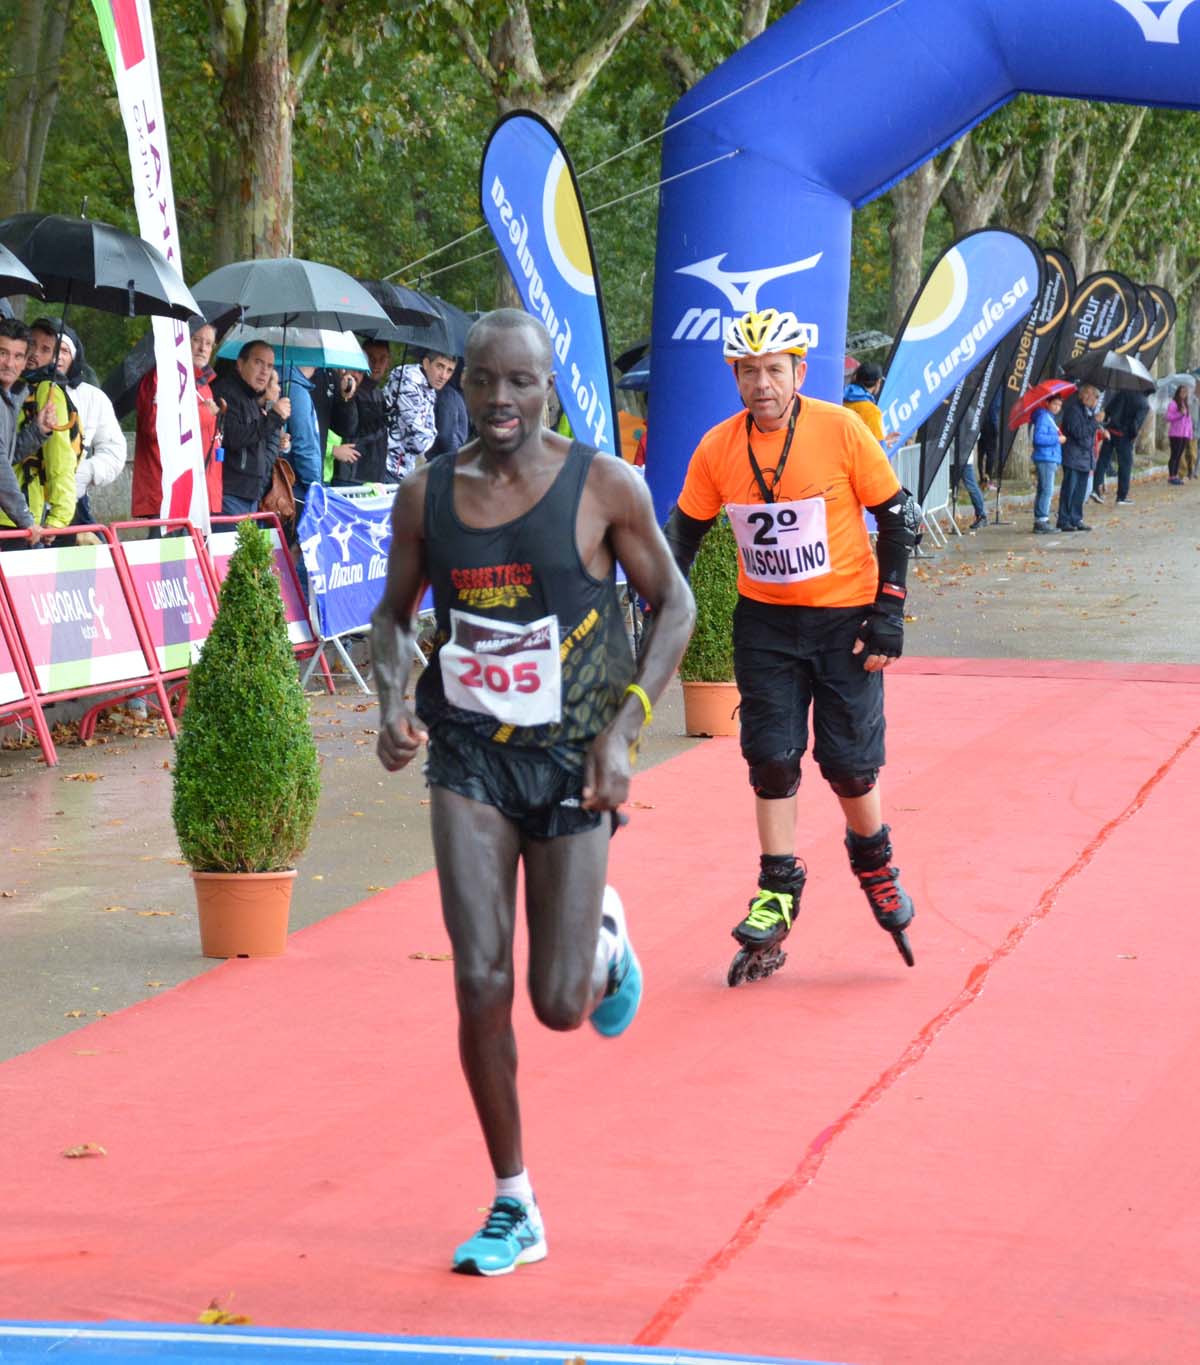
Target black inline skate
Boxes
[846,824,915,967]
[728,859,806,987]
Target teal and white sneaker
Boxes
[590,886,643,1038]
[451,1196,547,1276]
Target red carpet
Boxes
[1,658,1198,1364]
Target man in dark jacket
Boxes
[334,341,390,485]
[211,341,290,515]
[1056,383,1101,533]
[1094,388,1150,506]
[430,376,470,456]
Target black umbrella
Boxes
[0,242,43,301]
[1063,349,1156,394]
[192,257,392,333]
[359,279,440,329]
[0,212,199,320]
[362,285,473,357]
[614,337,650,374]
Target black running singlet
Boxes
[415,441,634,752]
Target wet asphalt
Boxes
[1,463,1195,1061]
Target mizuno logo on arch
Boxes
[672,252,823,346]
[1109,0,1198,43]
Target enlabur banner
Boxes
[1053,269,1138,372]
[91,0,207,533]
[1138,285,1177,368]
[996,246,1075,472]
[878,229,1042,452]
[480,110,617,456]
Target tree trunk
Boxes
[210,0,295,263]
[0,0,74,219]
[942,137,1018,238]
[886,145,963,332]
[1062,134,1092,280]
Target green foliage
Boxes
[172,520,321,873]
[680,514,738,683]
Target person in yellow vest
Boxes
[0,324,77,532]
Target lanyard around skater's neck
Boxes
[745,397,799,505]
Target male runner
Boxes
[371,309,693,1275]
[664,308,918,979]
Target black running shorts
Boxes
[424,723,604,840]
[732,597,885,776]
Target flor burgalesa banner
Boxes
[91,0,207,533]
[480,111,618,456]
[877,229,1043,453]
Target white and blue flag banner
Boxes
[480,110,618,456]
[876,229,1042,454]
[297,485,392,641]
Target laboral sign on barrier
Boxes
[0,621,23,707]
[480,110,618,456]
[122,536,217,671]
[208,527,313,646]
[877,229,1043,452]
[297,485,390,641]
[91,0,207,534]
[1,545,147,694]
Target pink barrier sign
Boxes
[122,536,218,671]
[0,617,23,708]
[0,544,149,695]
[207,527,313,646]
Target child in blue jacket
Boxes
[1031,395,1066,534]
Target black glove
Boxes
[856,607,904,660]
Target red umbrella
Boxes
[844,353,860,376]
[1008,377,1076,430]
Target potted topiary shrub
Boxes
[679,512,741,737]
[172,519,321,957]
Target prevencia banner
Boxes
[480,110,618,456]
[91,0,207,534]
[121,535,217,671]
[207,526,313,647]
[0,544,149,695]
[877,229,1042,451]
[297,484,391,640]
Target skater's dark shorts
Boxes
[732,596,885,776]
[424,722,604,841]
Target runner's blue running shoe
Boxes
[590,887,642,1037]
[451,1196,547,1276]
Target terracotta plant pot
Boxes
[681,680,741,738]
[192,869,296,958]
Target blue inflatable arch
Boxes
[646,0,1200,518]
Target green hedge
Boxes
[680,514,739,683]
[172,520,321,873]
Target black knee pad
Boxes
[823,767,878,799]
[749,750,802,799]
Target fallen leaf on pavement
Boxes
[62,1143,107,1159]
[198,1300,251,1326]
[102,905,126,913]
[137,910,176,917]
[62,772,102,782]
[64,1010,85,1018]
[409,952,453,962]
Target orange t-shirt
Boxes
[677,396,900,608]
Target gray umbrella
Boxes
[1064,349,1156,394]
[361,284,474,358]
[192,257,391,333]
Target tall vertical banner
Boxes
[1053,269,1138,372]
[877,229,1042,453]
[995,246,1075,471]
[480,111,618,456]
[91,0,207,533]
[1138,285,1177,369]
